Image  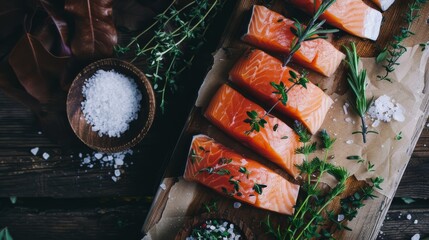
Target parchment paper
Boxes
[195,43,429,199]
[144,43,429,239]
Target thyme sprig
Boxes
[343,42,378,143]
[264,126,349,240]
[115,0,224,113]
[376,0,428,82]
[244,0,336,134]
[244,69,310,134]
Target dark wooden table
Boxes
[0,1,428,240]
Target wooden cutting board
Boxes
[142,0,429,239]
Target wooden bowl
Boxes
[175,212,254,240]
[66,58,156,153]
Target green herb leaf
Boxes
[9,197,16,205]
[215,169,231,175]
[401,197,416,204]
[376,49,387,63]
[253,183,267,195]
[395,131,403,140]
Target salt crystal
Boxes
[114,169,121,177]
[81,70,142,138]
[343,103,349,115]
[426,123,429,127]
[368,95,405,123]
[37,131,42,135]
[233,202,242,209]
[30,147,39,156]
[160,183,167,190]
[42,152,50,160]
[346,140,353,144]
[94,153,103,159]
[372,119,380,128]
[407,214,412,220]
[111,176,118,182]
[414,219,418,224]
[115,158,124,166]
[411,233,420,240]
[333,118,337,122]
[337,214,345,221]
[345,117,352,123]
[79,153,82,158]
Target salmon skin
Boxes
[204,84,303,178]
[288,0,382,40]
[370,0,395,11]
[229,49,333,134]
[241,5,344,77]
[184,134,300,215]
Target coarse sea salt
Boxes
[411,233,420,240]
[78,149,133,182]
[368,95,405,123]
[81,69,142,138]
[30,147,39,156]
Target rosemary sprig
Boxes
[343,42,377,143]
[283,0,338,66]
[264,127,349,240]
[115,0,224,113]
[244,0,337,134]
[376,0,428,82]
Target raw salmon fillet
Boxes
[184,134,300,215]
[370,0,395,11]
[204,84,303,178]
[229,49,333,134]
[288,0,382,40]
[242,5,344,77]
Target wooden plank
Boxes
[0,92,164,197]
[396,157,429,199]
[379,208,429,240]
[0,203,148,240]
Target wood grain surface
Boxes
[0,0,428,239]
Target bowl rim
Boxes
[66,58,156,153]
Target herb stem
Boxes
[125,0,177,48]
[360,114,367,143]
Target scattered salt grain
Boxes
[233,202,242,209]
[372,119,380,128]
[411,233,420,240]
[37,131,42,135]
[407,214,412,220]
[337,214,345,222]
[78,149,133,182]
[30,147,39,156]
[42,152,50,160]
[345,117,352,123]
[414,219,418,224]
[343,103,349,115]
[346,140,354,144]
[368,95,405,123]
[81,69,142,138]
[160,183,167,190]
